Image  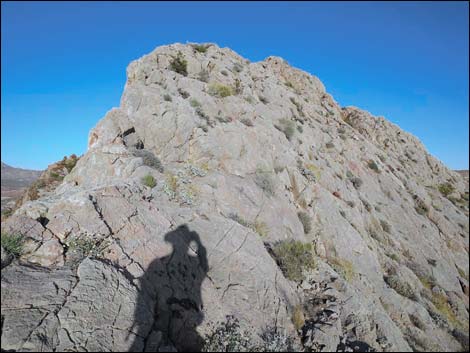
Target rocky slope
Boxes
[1,162,41,212]
[1,43,468,352]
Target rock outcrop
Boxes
[1,43,468,352]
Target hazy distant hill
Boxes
[1,162,42,210]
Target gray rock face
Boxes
[1,43,468,352]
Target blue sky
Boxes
[1,1,469,170]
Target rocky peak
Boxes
[1,43,468,352]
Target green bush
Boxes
[438,182,454,197]
[142,174,156,188]
[169,51,188,76]
[1,233,24,257]
[270,240,315,282]
[208,83,233,97]
[275,119,295,141]
[297,212,312,234]
[192,43,210,53]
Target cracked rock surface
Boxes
[1,43,469,351]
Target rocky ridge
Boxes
[1,43,468,352]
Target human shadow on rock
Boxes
[129,225,209,352]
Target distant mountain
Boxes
[455,169,469,181]
[1,162,42,210]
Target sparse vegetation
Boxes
[163,93,172,102]
[325,142,335,149]
[228,213,267,236]
[274,118,295,141]
[270,240,315,282]
[254,168,275,196]
[202,315,297,352]
[208,83,233,97]
[192,43,210,53]
[190,98,201,108]
[297,212,312,234]
[133,149,164,172]
[328,257,355,282]
[258,95,269,104]
[169,51,188,76]
[1,233,24,257]
[142,174,156,188]
[292,305,305,331]
[438,182,454,197]
[384,275,416,300]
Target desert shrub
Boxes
[67,236,110,261]
[198,69,210,83]
[270,240,315,282]
[50,171,64,181]
[384,275,416,300]
[192,43,210,53]
[202,315,253,352]
[169,51,188,76]
[328,257,355,282]
[221,70,229,76]
[142,174,156,188]
[208,83,233,97]
[163,93,172,102]
[430,291,464,329]
[297,125,303,133]
[190,98,201,108]
[64,155,79,172]
[367,160,380,172]
[229,213,268,237]
[325,142,335,149]
[386,252,400,262]
[297,212,312,234]
[438,182,454,197]
[240,118,254,127]
[258,326,298,352]
[292,305,305,331]
[133,149,164,172]
[274,119,295,141]
[254,168,275,196]
[1,233,24,257]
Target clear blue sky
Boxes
[2,1,468,170]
